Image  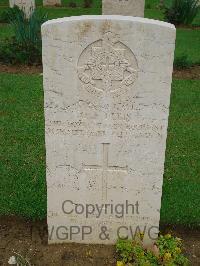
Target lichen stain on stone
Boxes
[78,22,92,40]
[100,20,112,34]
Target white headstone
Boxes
[102,0,145,17]
[43,0,61,6]
[42,16,176,245]
[9,0,35,18]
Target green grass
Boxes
[0,0,8,6]
[0,74,46,219]
[0,74,200,225]
[175,29,200,65]
[0,23,14,39]
[37,6,101,19]
[161,79,200,226]
[145,8,164,21]
[38,0,102,15]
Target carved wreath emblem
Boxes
[78,32,138,95]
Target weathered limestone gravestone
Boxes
[9,0,35,18]
[102,0,145,17]
[43,0,61,6]
[42,16,176,244]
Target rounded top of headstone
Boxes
[42,15,176,30]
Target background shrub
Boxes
[165,0,199,25]
[0,8,10,23]
[83,0,93,8]
[116,235,189,265]
[0,38,42,65]
[0,8,48,65]
[9,8,47,51]
[0,6,23,23]
[68,1,77,8]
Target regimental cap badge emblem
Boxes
[78,31,138,95]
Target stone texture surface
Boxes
[102,0,145,17]
[9,0,35,18]
[43,0,61,6]
[42,16,176,245]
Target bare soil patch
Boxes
[0,64,42,74]
[0,216,199,266]
[175,25,200,30]
[173,65,200,80]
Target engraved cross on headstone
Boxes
[84,143,128,199]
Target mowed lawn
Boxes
[0,73,200,226]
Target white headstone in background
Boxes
[42,16,176,245]
[9,0,35,18]
[43,0,61,6]
[102,0,145,17]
